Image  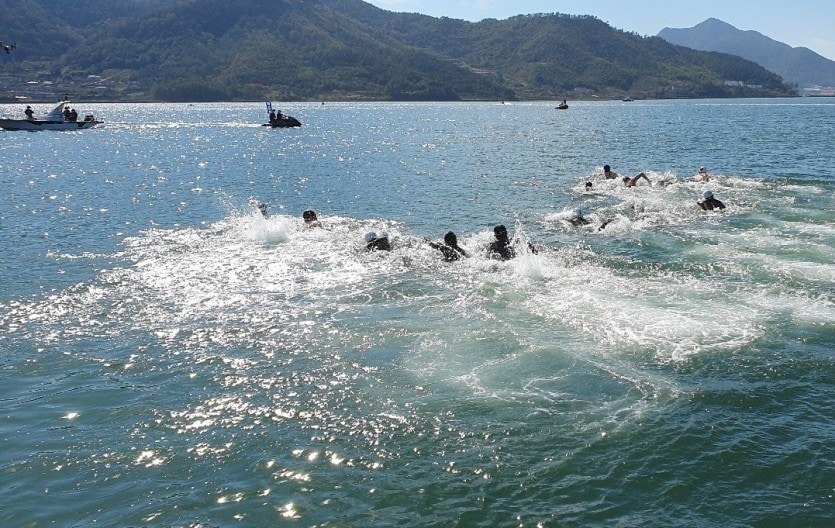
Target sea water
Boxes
[0,99,832,527]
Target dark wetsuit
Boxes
[429,241,467,262]
[490,225,537,260]
[366,236,391,251]
[698,197,726,211]
[489,237,516,261]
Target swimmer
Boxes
[302,209,322,228]
[697,190,725,211]
[489,225,515,260]
[622,172,650,187]
[488,224,537,260]
[426,231,468,262]
[569,208,591,227]
[364,231,391,251]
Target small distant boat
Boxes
[0,100,102,131]
[622,96,634,102]
[263,101,301,128]
[556,100,569,110]
[262,115,302,128]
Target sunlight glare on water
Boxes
[0,100,833,527]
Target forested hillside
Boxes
[0,0,795,102]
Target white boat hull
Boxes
[1,100,102,131]
[0,118,102,131]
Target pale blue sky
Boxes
[365,0,835,61]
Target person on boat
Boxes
[302,210,322,228]
[622,172,651,187]
[364,231,391,251]
[63,106,72,121]
[426,231,468,262]
[24,105,34,120]
[269,109,276,124]
[603,165,619,179]
[697,190,725,211]
[569,208,591,227]
[257,202,269,218]
[698,167,710,182]
[69,108,78,122]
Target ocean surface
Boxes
[0,99,833,527]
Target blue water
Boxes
[1,99,833,527]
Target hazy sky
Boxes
[365,0,835,62]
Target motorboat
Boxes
[262,101,301,128]
[262,114,302,128]
[556,102,569,110]
[0,100,102,131]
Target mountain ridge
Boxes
[0,1,795,102]
[658,18,835,89]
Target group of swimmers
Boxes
[256,202,532,262]
[255,163,725,262]
[574,164,726,231]
[594,164,726,209]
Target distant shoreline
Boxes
[0,95,808,105]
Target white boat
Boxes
[0,100,102,131]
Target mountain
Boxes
[0,1,795,102]
[658,18,835,89]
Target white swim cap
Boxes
[703,190,713,199]
[364,232,377,243]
